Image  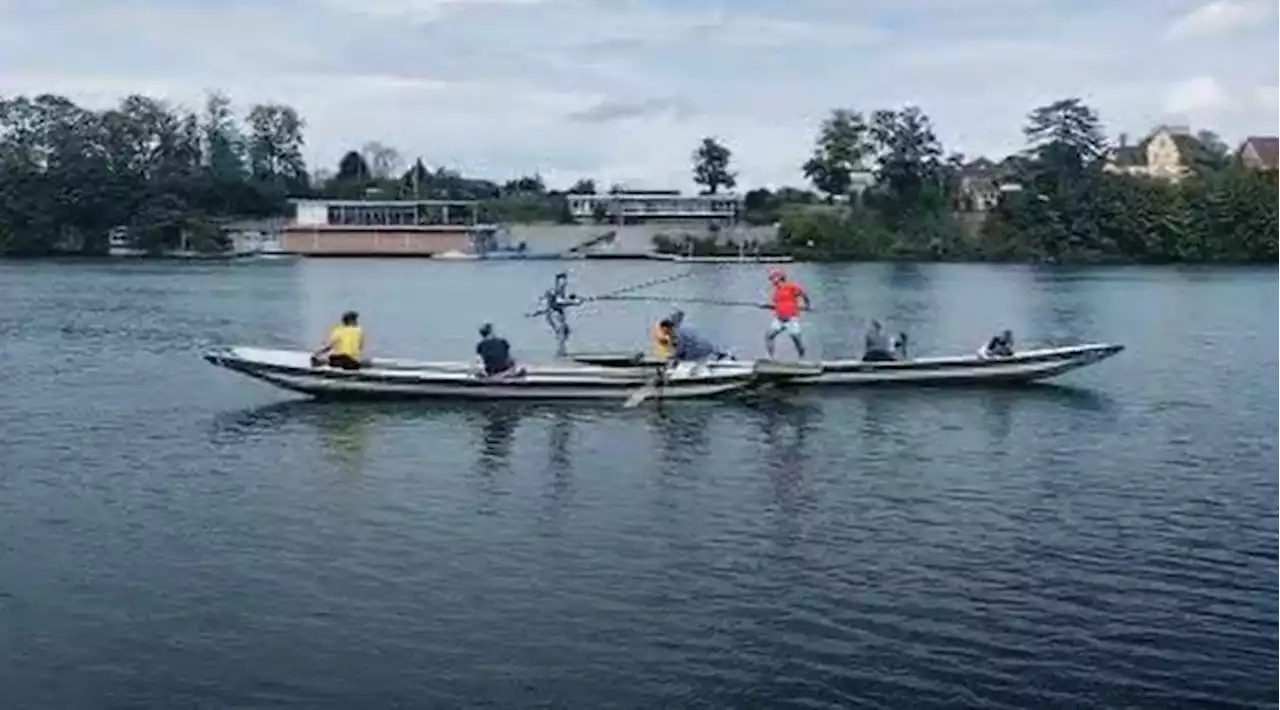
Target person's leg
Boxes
[787,320,806,358]
[764,319,782,358]
[548,311,569,356]
[329,354,360,370]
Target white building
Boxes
[566,191,743,225]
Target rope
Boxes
[524,267,700,317]
[594,294,768,309]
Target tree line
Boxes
[0,91,1274,263]
[694,99,1277,264]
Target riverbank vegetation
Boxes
[0,91,1273,263]
[728,99,1276,264]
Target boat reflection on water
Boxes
[470,404,521,479]
[749,398,822,547]
[210,383,1117,489]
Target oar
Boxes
[623,364,667,408]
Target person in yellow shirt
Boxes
[311,310,364,370]
[651,318,676,361]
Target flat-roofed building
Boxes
[282,199,490,256]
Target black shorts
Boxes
[326,354,361,370]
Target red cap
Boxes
[768,268,785,280]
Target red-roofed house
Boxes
[1236,136,1279,172]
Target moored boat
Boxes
[203,346,818,401]
[570,342,1125,386]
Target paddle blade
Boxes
[622,384,657,408]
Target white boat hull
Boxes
[204,347,767,401]
[572,343,1125,386]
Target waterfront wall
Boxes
[509,223,780,254]
[281,228,471,255]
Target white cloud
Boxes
[319,0,546,21]
[1253,85,1280,113]
[1165,0,1269,41]
[0,0,1275,189]
[1163,76,1234,115]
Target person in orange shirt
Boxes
[764,268,812,359]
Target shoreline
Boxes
[4,252,1275,267]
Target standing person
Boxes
[763,268,812,359]
[311,310,364,370]
[541,272,581,357]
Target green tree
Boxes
[567,178,596,194]
[802,109,871,202]
[0,91,296,256]
[245,103,308,191]
[361,141,402,180]
[867,106,948,226]
[691,136,736,194]
[201,91,245,181]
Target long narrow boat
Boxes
[203,347,818,401]
[570,343,1124,386]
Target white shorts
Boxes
[767,318,802,337]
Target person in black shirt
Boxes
[475,323,520,377]
[862,319,897,361]
[979,329,1015,358]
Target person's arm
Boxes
[313,331,335,357]
[800,287,813,311]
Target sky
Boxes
[0,0,1276,190]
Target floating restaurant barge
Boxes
[281,199,492,257]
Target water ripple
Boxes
[0,261,1276,709]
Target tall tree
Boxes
[361,141,402,180]
[692,136,736,194]
[336,150,371,182]
[1023,98,1107,178]
[201,91,245,181]
[400,158,431,198]
[802,109,871,203]
[567,178,596,194]
[245,103,308,190]
[503,174,546,194]
[868,106,947,225]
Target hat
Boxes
[768,268,785,281]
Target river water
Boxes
[0,259,1275,709]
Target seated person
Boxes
[862,320,897,362]
[475,323,521,377]
[669,310,731,361]
[978,329,1015,359]
[311,310,364,369]
[892,331,909,360]
[651,318,676,362]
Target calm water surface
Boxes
[0,260,1276,709]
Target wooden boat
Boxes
[569,343,1125,386]
[203,347,820,401]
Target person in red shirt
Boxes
[764,268,812,358]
